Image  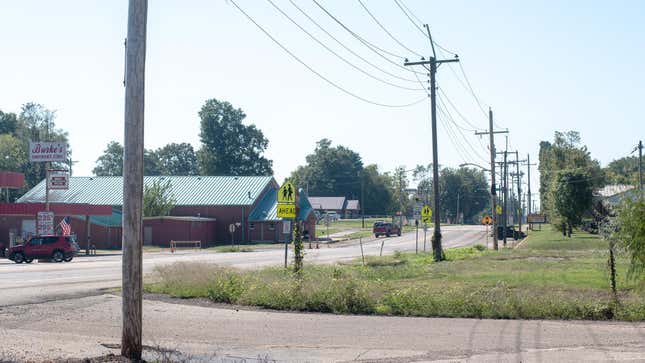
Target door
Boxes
[27,238,46,258]
[144,226,153,246]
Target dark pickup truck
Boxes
[373,222,401,238]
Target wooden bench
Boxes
[170,240,201,253]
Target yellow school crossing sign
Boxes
[421,205,432,224]
[496,205,503,215]
[277,204,296,219]
[277,181,297,218]
[278,182,296,204]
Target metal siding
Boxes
[17,176,273,206]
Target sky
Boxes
[1,1,644,209]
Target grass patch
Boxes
[146,229,645,321]
[214,246,255,253]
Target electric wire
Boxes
[437,103,470,164]
[311,0,426,76]
[229,0,429,108]
[357,0,423,57]
[391,0,457,56]
[266,0,425,91]
[437,93,490,164]
[288,0,421,84]
[437,87,479,131]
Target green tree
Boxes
[155,142,198,175]
[0,110,18,134]
[143,179,176,217]
[539,131,606,218]
[93,141,124,176]
[361,164,395,215]
[614,193,645,281]
[605,156,639,186]
[93,141,163,176]
[289,139,363,199]
[198,98,272,176]
[550,171,593,237]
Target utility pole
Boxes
[475,109,507,250]
[398,171,404,228]
[361,174,365,228]
[456,191,460,224]
[121,0,147,359]
[404,24,458,261]
[502,139,508,247]
[515,151,522,234]
[526,154,536,230]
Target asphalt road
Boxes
[0,225,488,307]
[1,294,643,362]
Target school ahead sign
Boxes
[277,181,297,219]
[29,141,67,162]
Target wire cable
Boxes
[311,0,426,76]
[266,0,424,91]
[392,0,457,56]
[229,0,429,108]
[437,86,483,130]
[357,0,423,57]
[437,93,490,164]
[288,0,421,84]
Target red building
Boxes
[11,176,316,249]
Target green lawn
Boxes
[146,225,645,320]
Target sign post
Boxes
[277,181,297,268]
[229,223,236,248]
[482,215,493,248]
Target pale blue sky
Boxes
[1,1,643,206]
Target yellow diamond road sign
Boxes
[278,182,296,204]
[421,205,432,224]
[277,204,296,219]
[496,205,502,215]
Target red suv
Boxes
[373,222,402,238]
[8,235,78,264]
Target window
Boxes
[43,237,59,245]
[29,238,43,246]
[249,223,255,230]
[268,223,275,231]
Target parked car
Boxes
[7,235,77,264]
[373,222,401,237]
[496,226,526,240]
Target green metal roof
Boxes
[18,176,274,206]
[249,188,314,222]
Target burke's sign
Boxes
[29,142,67,162]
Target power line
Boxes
[357,0,423,57]
[229,0,428,108]
[288,0,421,84]
[437,86,481,130]
[266,0,424,91]
[311,0,426,76]
[391,0,457,56]
[437,93,490,164]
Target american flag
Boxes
[59,216,71,236]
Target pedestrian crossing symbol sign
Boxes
[278,182,296,204]
[421,205,432,224]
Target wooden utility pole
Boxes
[404,24,458,261]
[121,0,147,359]
[475,109,507,250]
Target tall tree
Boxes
[289,139,363,199]
[93,141,162,176]
[0,110,18,134]
[539,131,605,217]
[361,164,395,215]
[93,141,124,176]
[198,98,272,176]
[155,142,198,175]
[605,156,639,186]
[550,170,593,237]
